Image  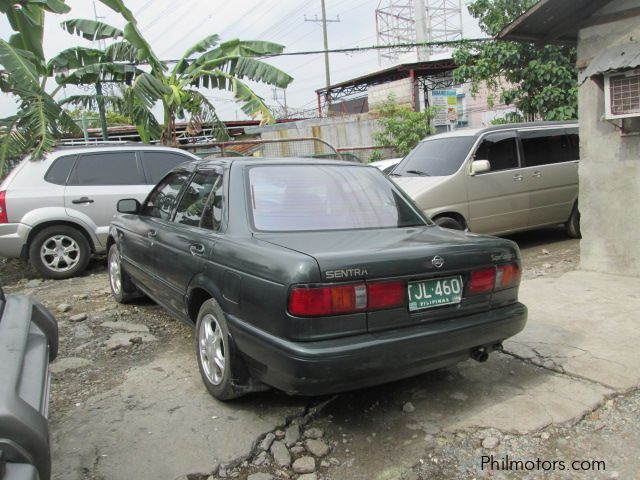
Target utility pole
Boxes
[305,0,340,115]
[414,0,429,62]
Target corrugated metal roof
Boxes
[579,42,640,83]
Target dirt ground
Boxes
[2,226,607,480]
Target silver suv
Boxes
[0,145,200,279]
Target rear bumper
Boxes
[0,294,58,480]
[228,302,527,396]
[0,223,30,259]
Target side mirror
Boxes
[117,198,141,214]
[470,159,490,175]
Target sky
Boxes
[0,0,483,121]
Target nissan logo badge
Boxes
[432,256,445,268]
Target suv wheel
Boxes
[29,226,91,279]
[195,299,242,401]
[108,244,140,303]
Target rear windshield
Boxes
[393,136,476,177]
[248,165,427,231]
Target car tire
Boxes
[28,225,91,279]
[195,299,242,401]
[434,216,464,230]
[108,244,139,303]
[565,204,581,239]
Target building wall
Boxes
[578,0,640,276]
[368,78,414,109]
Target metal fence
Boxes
[336,146,400,163]
[179,137,352,161]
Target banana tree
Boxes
[0,0,80,175]
[49,19,139,140]
[91,0,294,145]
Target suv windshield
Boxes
[248,165,426,231]
[393,136,477,177]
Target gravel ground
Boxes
[6,225,627,480]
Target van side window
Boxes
[520,129,573,166]
[565,128,579,160]
[474,132,519,172]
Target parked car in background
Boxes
[0,286,58,480]
[108,157,527,400]
[0,145,200,279]
[369,157,402,174]
[390,122,581,237]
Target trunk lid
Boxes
[255,226,520,333]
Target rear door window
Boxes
[173,169,223,228]
[474,131,519,172]
[44,155,77,185]
[141,151,191,184]
[520,128,574,166]
[565,128,579,160]
[68,152,143,185]
[141,171,190,220]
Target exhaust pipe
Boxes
[470,346,489,363]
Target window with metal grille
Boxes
[605,70,640,119]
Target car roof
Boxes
[49,143,198,156]
[420,120,578,141]
[196,157,365,169]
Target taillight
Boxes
[368,281,404,310]
[288,281,405,317]
[467,267,496,295]
[0,191,7,224]
[496,262,521,290]
[288,284,366,317]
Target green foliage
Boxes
[65,107,131,128]
[490,111,524,125]
[0,2,80,172]
[372,95,434,157]
[453,0,577,121]
[94,0,294,144]
[368,150,384,163]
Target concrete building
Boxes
[500,0,640,277]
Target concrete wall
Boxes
[246,113,379,150]
[368,78,414,109]
[577,0,640,276]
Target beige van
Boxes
[391,121,580,238]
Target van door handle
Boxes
[513,174,524,181]
[147,229,158,238]
[532,171,542,178]
[189,243,205,256]
[71,197,94,204]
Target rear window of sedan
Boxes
[248,165,427,231]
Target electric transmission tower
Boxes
[375,0,463,65]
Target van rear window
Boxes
[393,137,476,176]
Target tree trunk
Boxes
[95,82,108,141]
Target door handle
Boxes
[147,229,158,238]
[189,243,205,256]
[513,174,524,181]
[71,197,94,204]
[532,171,542,178]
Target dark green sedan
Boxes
[108,158,527,400]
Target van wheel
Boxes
[565,205,581,239]
[108,244,139,303]
[434,216,464,230]
[195,299,243,401]
[29,225,91,279]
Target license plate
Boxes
[408,276,463,311]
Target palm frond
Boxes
[181,89,229,141]
[174,34,220,74]
[189,56,293,89]
[61,18,123,41]
[55,62,140,85]
[0,115,26,177]
[0,40,39,88]
[131,72,170,106]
